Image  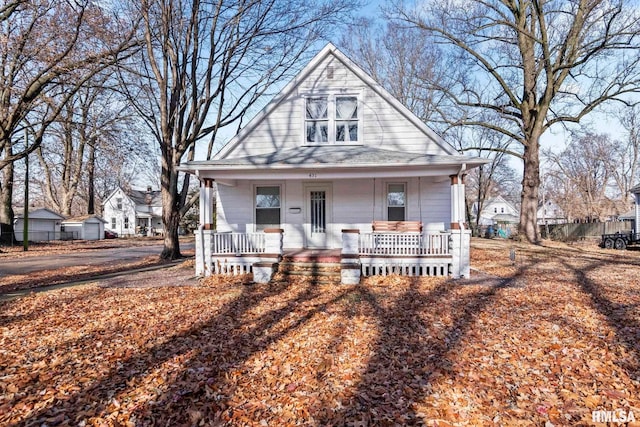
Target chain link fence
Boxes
[0,231,79,247]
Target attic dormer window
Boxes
[336,96,358,142]
[304,93,359,145]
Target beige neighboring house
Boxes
[103,186,163,237]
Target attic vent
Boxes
[326,65,334,79]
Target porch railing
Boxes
[212,232,266,254]
[359,232,451,256]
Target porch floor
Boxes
[282,249,342,263]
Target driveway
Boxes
[0,242,195,276]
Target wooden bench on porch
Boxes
[372,220,423,233]
[370,221,424,255]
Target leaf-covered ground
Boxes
[1,238,639,426]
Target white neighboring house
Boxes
[537,200,567,225]
[103,186,163,237]
[473,195,520,227]
[14,207,65,242]
[179,43,488,282]
[62,215,106,240]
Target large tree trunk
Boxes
[160,154,182,260]
[0,147,15,244]
[519,138,541,243]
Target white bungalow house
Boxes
[537,200,567,225]
[179,44,487,283]
[14,207,65,242]
[472,195,520,227]
[102,186,163,237]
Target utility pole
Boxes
[23,127,29,251]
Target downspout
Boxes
[457,163,467,277]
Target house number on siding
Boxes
[308,173,318,178]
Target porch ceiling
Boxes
[180,146,488,182]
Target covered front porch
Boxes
[195,226,469,284]
[183,146,479,283]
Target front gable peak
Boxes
[215,43,457,160]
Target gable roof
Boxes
[103,186,162,208]
[215,43,458,159]
[62,215,107,224]
[128,189,162,207]
[14,207,65,220]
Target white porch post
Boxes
[200,178,215,230]
[147,217,152,236]
[449,174,466,230]
[449,174,471,278]
[195,178,216,277]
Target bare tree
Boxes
[445,126,520,235]
[339,18,447,125]
[611,105,640,201]
[121,0,360,259]
[0,0,137,240]
[34,76,151,217]
[545,133,623,221]
[390,0,640,243]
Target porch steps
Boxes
[273,261,342,285]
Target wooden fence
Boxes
[540,220,633,241]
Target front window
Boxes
[306,97,328,143]
[387,183,406,221]
[256,186,281,231]
[116,198,123,209]
[124,217,129,229]
[111,217,116,229]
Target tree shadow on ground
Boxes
[18,280,354,425]
[561,258,640,382]
[315,274,523,425]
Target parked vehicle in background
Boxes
[600,231,639,250]
[104,230,118,239]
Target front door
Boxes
[304,183,332,248]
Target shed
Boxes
[62,215,106,240]
[14,208,65,242]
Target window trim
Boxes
[301,91,362,146]
[254,184,283,232]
